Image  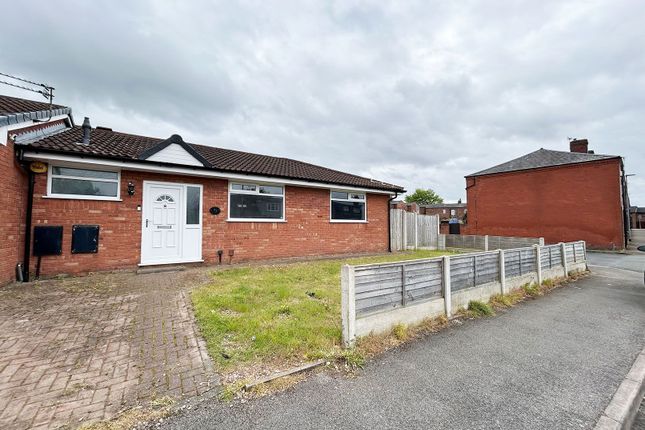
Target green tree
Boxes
[404,188,444,205]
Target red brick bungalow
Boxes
[464,139,630,249]
[0,95,404,285]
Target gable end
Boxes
[138,134,211,168]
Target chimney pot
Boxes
[570,138,589,153]
[82,117,91,145]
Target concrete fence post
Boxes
[534,244,542,286]
[442,256,452,318]
[539,237,545,246]
[582,241,588,270]
[560,242,568,277]
[484,235,489,251]
[499,249,506,295]
[341,265,356,347]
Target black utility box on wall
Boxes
[71,225,100,254]
[33,226,63,256]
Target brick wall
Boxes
[0,133,28,285]
[28,169,390,277]
[465,159,624,249]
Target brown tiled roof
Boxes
[25,126,404,192]
[0,94,67,116]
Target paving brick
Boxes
[0,269,216,429]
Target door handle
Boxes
[146,219,149,228]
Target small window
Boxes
[330,190,366,222]
[229,182,284,220]
[50,166,120,199]
[186,186,201,225]
[156,194,175,203]
[231,183,257,192]
[450,209,456,216]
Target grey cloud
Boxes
[1,0,643,204]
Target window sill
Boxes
[330,220,368,224]
[227,218,286,223]
[42,195,123,202]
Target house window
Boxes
[49,166,120,199]
[228,182,284,221]
[450,209,456,216]
[186,186,201,225]
[330,191,366,222]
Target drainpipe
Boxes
[22,170,35,282]
[15,147,35,282]
[388,192,399,252]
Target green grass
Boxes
[191,250,450,371]
[467,300,495,317]
[522,282,542,297]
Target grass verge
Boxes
[191,250,451,384]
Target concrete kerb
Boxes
[594,345,645,430]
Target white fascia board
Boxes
[1,114,71,145]
[22,151,398,195]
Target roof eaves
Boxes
[0,107,73,127]
[24,146,404,193]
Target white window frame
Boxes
[330,190,368,223]
[227,181,286,222]
[46,164,122,201]
[184,184,204,229]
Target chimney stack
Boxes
[570,138,589,153]
[81,117,91,145]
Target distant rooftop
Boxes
[467,148,620,177]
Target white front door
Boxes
[140,181,203,265]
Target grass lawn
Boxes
[191,250,451,375]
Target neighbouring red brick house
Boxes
[464,139,630,249]
[0,95,404,286]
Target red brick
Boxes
[23,171,390,278]
[464,159,624,249]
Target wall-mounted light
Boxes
[127,182,135,196]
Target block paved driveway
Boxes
[0,268,216,430]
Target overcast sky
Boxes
[1,0,643,204]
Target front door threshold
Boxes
[138,259,204,267]
[137,265,187,275]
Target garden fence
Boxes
[341,241,586,346]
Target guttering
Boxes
[21,150,403,196]
[0,108,72,128]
